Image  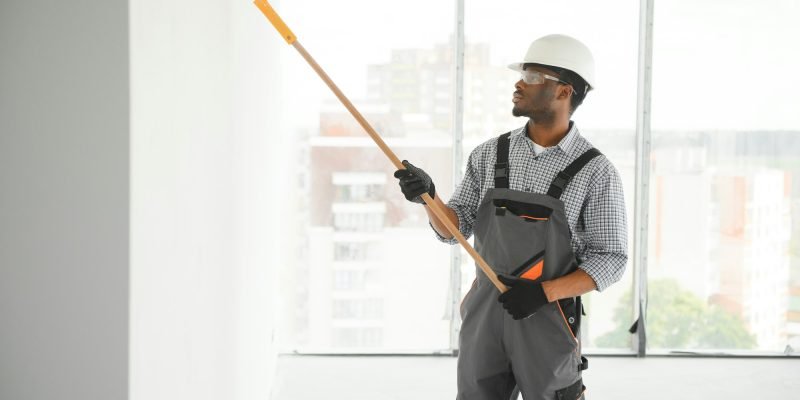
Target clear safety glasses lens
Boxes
[520,70,561,85]
[519,70,576,95]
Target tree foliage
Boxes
[595,279,756,349]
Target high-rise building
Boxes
[712,167,792,350]
[367,40,515,139]
[303,133,453,351]
[289,40,521,351]
[650,145,716,300]
[649,139,794,351]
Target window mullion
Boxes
[449,0,466,353]
[633,0,655,357]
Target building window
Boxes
[332,327,383,347]
[334,242,377,262]
[332,299,383,319]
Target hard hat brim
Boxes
[507,63,525,72]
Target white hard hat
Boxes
[508,34,596,91]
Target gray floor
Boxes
[272,355,800,399]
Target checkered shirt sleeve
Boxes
[429,147,484,245]
[572,162,628,292]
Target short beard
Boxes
[511,87,556,124]
[511,105,526,118]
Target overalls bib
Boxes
[457,132,599,400]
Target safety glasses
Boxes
[519,70,575,94]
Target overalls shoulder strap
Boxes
[493,131,513,189]
[546,148,603,199]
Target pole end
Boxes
[254,0,297,44]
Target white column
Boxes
[130,0,280,399]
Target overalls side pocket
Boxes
[459,279,478,320]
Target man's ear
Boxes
[557,85,573,100]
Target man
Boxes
[394,34,628,400]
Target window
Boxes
[272,0,799,357]
[332,172,385,202]
[332,299,383,319]
[645,0,800,353]
[332,328,383,348]
[333,270,364,291]
[332,211,384,232]
[276,0,454,353]
[334,242,378,262]
[463,0,639,352]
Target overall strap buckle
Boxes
[549,171,572,195]
[494,132,512,189]
[546,148,603,199]
[494,163,509,179]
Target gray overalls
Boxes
[458,132,598,400]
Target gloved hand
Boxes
[497,274,550,320]
[393,160,435,204]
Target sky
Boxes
[269,0,800,132]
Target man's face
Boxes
[511,65,559,121]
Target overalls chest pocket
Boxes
[475,197,553,277]
[493,198,553,222]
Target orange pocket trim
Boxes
[520,259,543,281]
[520,215,549,221]
[556,301,578,343]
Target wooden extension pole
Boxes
[254,0,507,293]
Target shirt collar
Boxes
[512,120,582,156]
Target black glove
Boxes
[393,160,435,204]
[497,274,550,320]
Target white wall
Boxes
[0,1,130,399]
[130,0,282,399]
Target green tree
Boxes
[595,279,756,349]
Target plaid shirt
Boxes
[434,122,628,292]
